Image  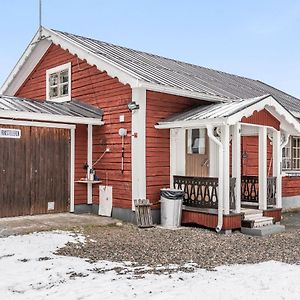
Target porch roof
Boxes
[155,95,300,135]
[0,95,104,125]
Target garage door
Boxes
[0,125,70,217]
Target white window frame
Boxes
[46,62,71,102]
[187,128,206,155]
[282,136,300,171]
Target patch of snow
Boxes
[0,231,299,299]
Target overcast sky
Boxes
[1,0,300,98]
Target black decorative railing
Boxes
[173,176,218,208]
[241,175,277,206]
[267,176,277,206]
[241,176,259,203]
[230,177,236,210]
[173,176,237,210]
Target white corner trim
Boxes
[131,87,146,209]
[70,128,75,212]
[46,62,72,102]
[87,124,93,204]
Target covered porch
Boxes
[156,95,300,232]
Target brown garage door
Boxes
[0,125,70,217]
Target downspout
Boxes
[207,125,224,232]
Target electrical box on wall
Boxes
[119,115,125,123]
[98,186,113,217]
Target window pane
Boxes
[60,71,69,83]
[187,129,206,154]
[60,84,69,96]
[49,73,58,86]
[191,129,199,153]
[50,87,58,98]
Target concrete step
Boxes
[241,224,285,236]
[242,216,274,228]
[241,208,263,216]
[244,213,263,220]
[253,218,274,228]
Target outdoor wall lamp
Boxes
[127,101,140,111]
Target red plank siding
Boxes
[240,110,279,176]
[241,109,280,130]
[282,176,300,197]
[181,210,242,230]
[146,91,208,205]
[263,208,281,222]
[15,44,132,208]
[242,110,300,201]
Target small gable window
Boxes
[46,62,71,102]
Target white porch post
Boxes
[259,126,267,210]
[170,128,185,187]
[87,124,93,204]
[273,130,282,208]
[222,125,230,214]
[232,123,241,213]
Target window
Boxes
[282,136,300,170]
[187,128,206,154]
[46,62,71,102]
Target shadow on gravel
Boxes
[281,211,300,231]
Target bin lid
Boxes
[160,188,184,200]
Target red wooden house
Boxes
[1,27,300,231]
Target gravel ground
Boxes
[56,223,300,274]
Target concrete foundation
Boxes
[241,224,285,236]
[282,196,300,211]
[74,204,161,224]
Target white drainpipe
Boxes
[207,125,224,232]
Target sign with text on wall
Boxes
[0,128,21,139]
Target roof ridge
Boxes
[255,80,300,101]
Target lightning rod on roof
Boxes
[39,0,42,39]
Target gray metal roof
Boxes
[0,95,103,119]
[53,29,300,112]
[159,95,269,123]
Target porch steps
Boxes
[241,208,274,228]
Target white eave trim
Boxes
[140,82,229,103]
[226,95,300,135]
[1,27,229,104]
[156,95,300,135]
[0,110,104,125]
[45,28,140,87]
[291,110,300,119]
[0,29,52,95]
